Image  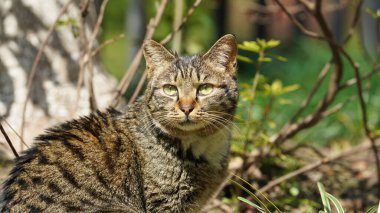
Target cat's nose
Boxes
[180,104,194,115]
[179,97,195,116]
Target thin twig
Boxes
[160,0,203,45]
[76,0,108,112]
[111,0,169,107]
[290,62,331,123]
[339,46,380,196]
[0,121,19,158]
[270,0,344,145]
[86,0,110,111]
[20,0,74,150]
[172,0,184,53]
[259,140,380,193]
[339,67,380,90]
[91,33,126,57]
[2,118,29,149]
[285,0,363,124]
[75,0,91,115]
[127,0,203,104]
[343,0,363,43]
[273,0,323,39]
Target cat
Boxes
[0,34,238,212]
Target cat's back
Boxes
[1,107,146,212]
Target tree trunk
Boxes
[0,0,117,159]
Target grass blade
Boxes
[326,193,344,213]
[231,179,271,213]
[318,182,331,213]
[233,174,282,212]
[238,196,265,213]
[365,204,379,213]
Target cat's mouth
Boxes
[179,118,193,125]
[175,116,204,130]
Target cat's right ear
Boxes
[143,40,174,78]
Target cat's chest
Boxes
[137,134,228,212]
[142,151,225,212]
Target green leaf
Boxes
[237,55,254,64]
[318,182,331,213]
[257,39,267,48]
[281,84,300,94]
[238,197,265,213]
[271,80,283,96]
[274,55,288,62]
[238,41,260,53]
[326,193,344,213]
[279,98,293,105]
[266,39,281,48]
[258,57,272,63]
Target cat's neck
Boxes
[141,105,231,168]
[178,126,231,169]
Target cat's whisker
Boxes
[201,113,243,137]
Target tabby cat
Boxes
[0,34,238,212]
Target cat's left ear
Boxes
[202,34,237,74]
[143,40,175,78]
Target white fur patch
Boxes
[179,126,231,168]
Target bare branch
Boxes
[0,119,19,158]
[290,62,331,123]
[272,0,323,39]
[76,0,109,113]
[259,140,380,193]
[271,0,344,145]
[3,119,29,149]
[91,33,126,57]
[339,66,380,90]
[160,0,203,45]
[111,0,170,107]
[339,45,380,196]
[20,0,74,150]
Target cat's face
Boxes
[143,35,238,134]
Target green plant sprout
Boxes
[236,39,297,152]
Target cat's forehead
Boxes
[173,55,201,69]
[154,54,225,84]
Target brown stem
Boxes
[271,0,344,145]
[290,62,331,123]
[91,33,126,57]
[111,0,170,107]
[339,46,380,196]
[273,0,323,39]
[76,0,109,113]
[0,120,19,158]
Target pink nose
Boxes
[178,97,195,116]
[180,104,194,115]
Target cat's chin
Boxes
[175,121,204,131]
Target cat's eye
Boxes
[198,84,214,96]
[163,84,178,96]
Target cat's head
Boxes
[143,34,238,135]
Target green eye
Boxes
[163,84,178,96]
[198,84,214,95]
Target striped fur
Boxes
[1,34,238,212]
